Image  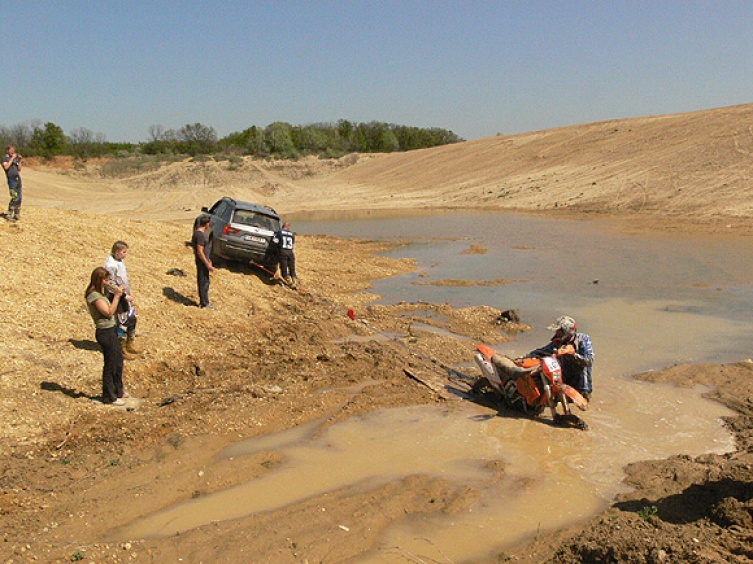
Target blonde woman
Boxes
[85,267,127,405]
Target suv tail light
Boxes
[223,224,241,235]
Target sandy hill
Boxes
[19,102,753,225]
[310,103,753,219]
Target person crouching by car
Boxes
[272,221,297,288]
[85,267,127,405]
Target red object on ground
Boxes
[347,309,355,320]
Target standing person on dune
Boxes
[2,145,23,222]
[192,215,215,308]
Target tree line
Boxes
[0,119,463,160]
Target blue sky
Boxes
[4,1,752,143]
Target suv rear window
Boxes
[233,210,278,231]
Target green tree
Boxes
[31,122,66,158]
[217,119,464,158]
[337,119,354,146]
[177,123,217,156]
[376,128,399,152]
[245,126,266,155]
[219,125,266,155]
[264,122,298,159]
[291,124,328,154]
[69,127,108,159]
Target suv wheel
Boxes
[208,236,224,268]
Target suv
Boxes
[195,197,281,268]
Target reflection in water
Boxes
[114,212,750,559]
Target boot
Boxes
[13,208,19,221]
[126,337,144,356]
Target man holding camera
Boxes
[2,145,23,222]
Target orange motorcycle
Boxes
[473,344,589,430]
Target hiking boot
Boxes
[126,339,144,356]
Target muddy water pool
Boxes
[120,211,751,561]
[297,211,752,372]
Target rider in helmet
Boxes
[524,315,594,400]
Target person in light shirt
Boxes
[104,240,143,356]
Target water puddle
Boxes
[334,321,472,344]
[333,332,393,344]
[116,296,737,558]
[115,392,732,561]
[408,321,473,340]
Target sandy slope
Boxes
[302,103,753,218]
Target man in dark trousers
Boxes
[272,221,297,288]
[192,216,215,308]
